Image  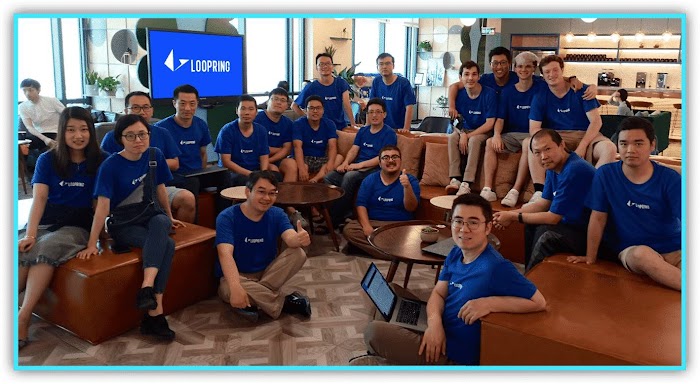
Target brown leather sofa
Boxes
[29,224,218,344]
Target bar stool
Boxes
[671,103,682,138]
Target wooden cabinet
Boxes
[560,34,681,64]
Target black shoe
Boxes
[136,287,157,310]
[233,306,260,323]
[140,314,175,341]
[283,291,311,318]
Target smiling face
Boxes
[316,55,334,77]
[618,129,654,168]
[306,100,324,123]
[461,66,480,90]
[531,133,567,171]
[379,149,402,174]
[489,54,511,81]
[120,121,150,156]
[64,118,90,152]
[267,94,288,115]
[237,100,258,125]
[514,61,536,82]
[541,60,565,88]
[451,204,491,254]
[366,103,386,127]
[125,95,154,120]
[174,92,198,121]
[245,177,278,214]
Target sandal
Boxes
[313,225,330,235]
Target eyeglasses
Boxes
[122,131,150,142]
[254,189,279,198]
[318,62,333,67]
[367,110,385,115]
[270,97,288,103]
[127,105,153,112]
[490,60,510,67]
[451,218,486,230]
[377,61,393,67]
[380,155,401,161]
[307,106,323,111]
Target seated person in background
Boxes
[215,171,312,323]
[216,94,273,187]
[18,78,65,151]
[292,95,338,183]
[480,51,546,207]
[102,91,196,223]
[608,88,634,116]
[445,61,497,196]
[324,98,398,226]
[362,194,546,365]
[493,129,595,271]
[568,117,681,290]
[154,84,213,197]
[78,114,186,341]
[18,106,105,348]
[369,52,416,132]
[342,145,419,258]
[526,55,616,204]
[254,87,297,182]
[258,81,292,110]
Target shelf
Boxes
[330,36,352,41]
[566,61,681,65]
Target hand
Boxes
[399,169,410,188]
[574,146,586,159]
[347,163,359,172]
[490,134,504,152]
[336,163,349,173]
[76,244,100,260]
[418,324,446,363]
[448,106,459,120]
[567,255,594,264]
[171,218,186,229]
[362,224,374,238]
[18,236,36,253]
[296,220,311,247]
[492,211,516,229]
[458,297,491,325]
[459,132,469,154]
[44,138,57,149]
[298,166,309,182]
[228,281,251,309]
[397,128,411,134]
[582,83,598,100]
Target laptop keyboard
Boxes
[396,300,421,325]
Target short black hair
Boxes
[451,193,493,223]
[114,114,151,145]
[173,84,199,100]
[376,52,395,64]
[20,78,41,90]
[276,80,289,91]
[315,53,333,65]
[305,95,323,106]
[489,46,512,63]
[238,94,257,108]
[269,87,289,100]
[459,61,480,76]
[617,116,655,144]
[379,144,401,158]
[366,98,386,113]
[246,170,279,191]
[530,129,564,152]
[124,91,152,108]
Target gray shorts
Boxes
[500,132,530,153]
[166,186,185,205]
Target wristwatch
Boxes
[518,212,524,223]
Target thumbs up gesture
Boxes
[399,169,410,187]
[296,219,311,247]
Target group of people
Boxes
[17,44,681,365]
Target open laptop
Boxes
[360,263,428,332]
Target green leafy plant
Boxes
[436,95,448,107]
[85,70,99,85]
[97,75,121,92]
[418,40,433,52]
[324,45,337,59]
[334,62,361,99]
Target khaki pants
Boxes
[447,130,488,182]
[342,219,402,260]
[218,247,306,319]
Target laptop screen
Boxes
[361,263,397,320]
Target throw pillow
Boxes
[396,134,424,178]
[419,142,450,187]
[336,130,356,158]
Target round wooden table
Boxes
[369,220,451,288]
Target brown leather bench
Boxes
[480,255,681,365]
[30,224,218,344]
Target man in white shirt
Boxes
[18,78,65,151]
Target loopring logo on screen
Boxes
[164,50,231,73]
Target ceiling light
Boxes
[662,30,672,42]
[565,32,574,43]
[581,18,597,23]
[610,31,620,42]
[460,18,477,26]
[587,31,596,42]
[334,18,345,21]
[635,31,645,42]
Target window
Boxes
[384,21,408,76]
[352,18,413,78]
[353,19,381,74]
[244,18,287,95]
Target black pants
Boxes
[524,223,587,272]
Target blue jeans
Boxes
[324,168,379,225]
[112,214,175,293]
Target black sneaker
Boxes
[283,291,311,318]
[136,287,157,310]
[140,314,175,341]
[233,306,260,323]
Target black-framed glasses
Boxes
[307,106,323,111]
[490,60,509,67]
[122,131,150,142]
[451,218,486,230]
[127,105,153,112]
[380,155,401,161]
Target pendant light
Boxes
[635,18,645,42]
[460,18,477,26]
[565,19,574,43]
[662,18,673,42]
[610,18,620,42]
[587,19,596,42]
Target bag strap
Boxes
[142,147,158,204]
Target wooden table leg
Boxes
[386,260,400,283]
[434,265,442,284]
[19,148,28,194]
[319,205,340,251]
[403,262,414,288]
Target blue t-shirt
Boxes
[355,171,420,221]
[497,81,548,134]
[292,117,338,158]
[214,204,293,275]
[32,151,96,208]
[294,77,351,130]
[529,84,601,131]
[94,148,173,210]
[352,125,398,164]
[455,87,498,130]
[369,75,416,129]
[154,115,212,172]
[479,71,519,95]
[254,111,294,149]
[438,244,537,365]
[101,125,181,160]
[586,161,681,253]
[542,152,596,229]
[215,120,270,171]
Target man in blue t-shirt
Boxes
[254,87,297,182]
[342,145,420,258]
[324,98,398,226]
[102,91,196,223]
[292,53,357,130]
[527,55,616,205]
[567,117,681,290]
[215,171,312,322]
[362,194,545,365]
[369,52,416,132]
[215,94,272,188]
[292,95,338,183]
[445,61,496,197]
[493,129,596,271]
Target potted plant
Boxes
[334,62,362,99]
[97,75,121,96]
[436,95,448,107]
[84,70,99,96]
[418,40,433,52]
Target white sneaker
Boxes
[523,191,543,208]
[480,187,497,202]
[445,178,461,194]
[456,182,471,196]
[501,189,520,207]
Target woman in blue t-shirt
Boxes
[77,114,185,342]
[18,106,106,349]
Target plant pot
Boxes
[84,83,99,96]
[99,89,116,97]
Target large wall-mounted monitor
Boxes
[146,28,246,104]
